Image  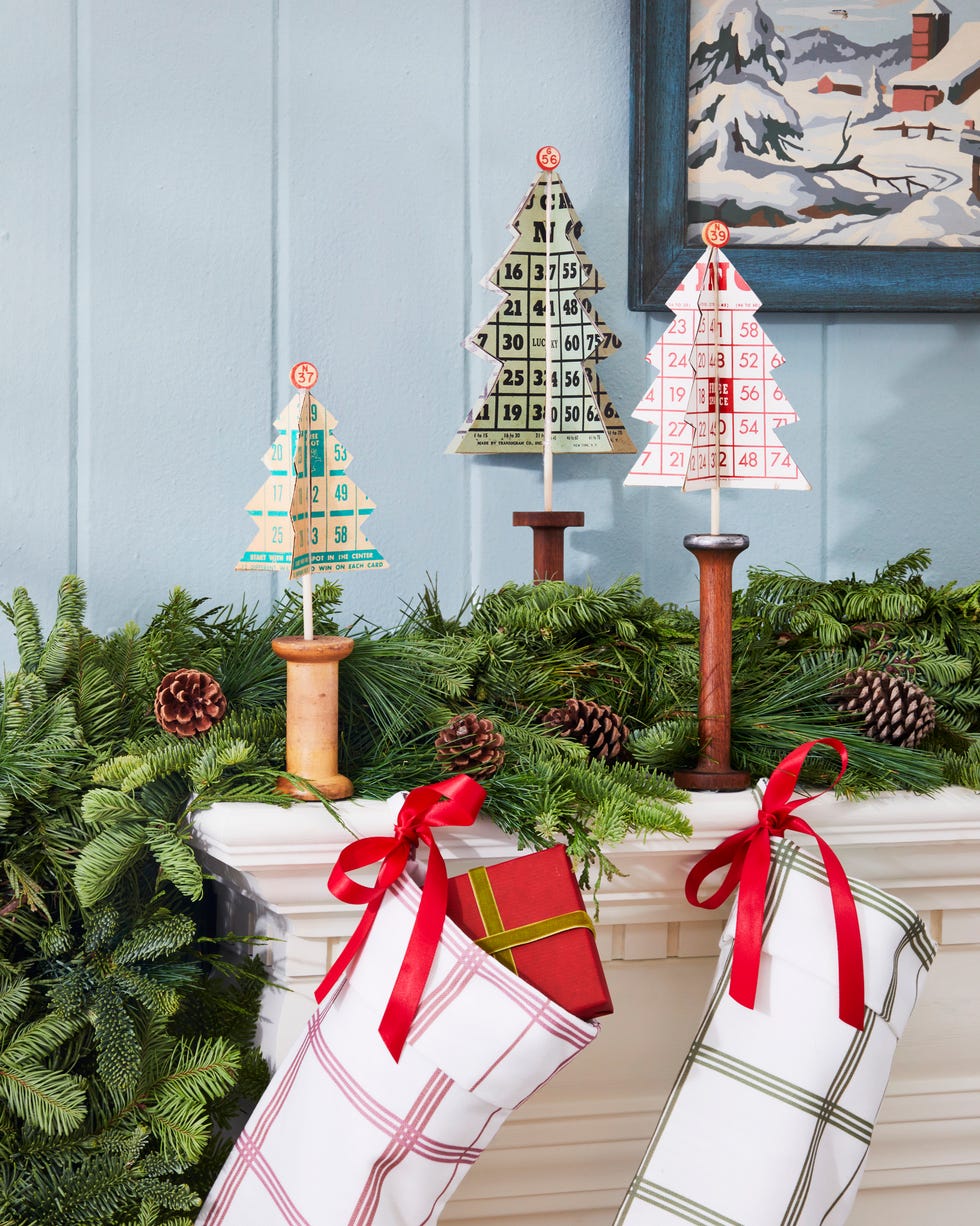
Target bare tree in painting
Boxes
[853,64,890,125]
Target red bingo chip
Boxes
[701,220,730,248]
[536,146,561,171]
[290,361,319,390]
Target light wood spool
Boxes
[271,635,354,801]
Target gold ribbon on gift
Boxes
[468,864,595,974]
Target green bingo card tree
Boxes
[236,362,385,801]
[448,149,634,581]
[447,151,633,460]
[288,391,386,579]
[237,363,386,585]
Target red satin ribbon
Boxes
[314,774,486,1061]
[685,739,865,1031]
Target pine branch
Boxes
[937,736,980,789]
[0,1061,87,1135]
[73,823,147,907]
[0,589,43,673]
[145,826,203,902]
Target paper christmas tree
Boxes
[625,244,808,493]
[237,370,386,577]
[236,393,304,571]
[447,162,634,456]
[289,392,386,576]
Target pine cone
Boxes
[831,667,936,749]
[154,669,227,737]
[541,698,629,762]
[434,713,505,779]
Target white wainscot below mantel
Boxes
[192,788,980,1225]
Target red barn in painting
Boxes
[891,2,980,111]
[911,0,951,67]
[817,74,862,95]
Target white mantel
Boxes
[192,789,980,1225]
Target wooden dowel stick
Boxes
[302,572,314,641]
[711,244,722,535]
[543,168,554,512]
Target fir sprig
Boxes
[0,580,283,1221]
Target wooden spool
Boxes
[512,510,584,583]
[271,635,354,800]
[674,533,752,793]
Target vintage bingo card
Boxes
[572,246,633,457]
[683,249,808,492]
[585,365,634,455]
[289,393,387,576]
[237,393,305,570]
[623,261,704,488]
[448,170,633,455]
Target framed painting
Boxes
[630,0,980,311]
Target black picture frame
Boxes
[629,0,980,312]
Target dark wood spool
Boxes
[674,533,752,792]
[512,511,585,583]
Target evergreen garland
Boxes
[0,578,314,1224]
[1,550,978,1216]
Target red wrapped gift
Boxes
[445,844,613,1020]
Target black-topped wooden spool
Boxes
[674,533,752,792]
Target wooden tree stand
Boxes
[270,635,354,801]
[674,533,752,793]
[512,510,584,583]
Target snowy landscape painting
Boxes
[686,0,980,247]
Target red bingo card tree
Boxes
[448,147,634,582]
[626,222,808,791]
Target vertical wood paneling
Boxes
[76,0,275,632]
[825,315,980,585]
[0,0,977,671]
[276,0,467,625]
[0,4,75,662]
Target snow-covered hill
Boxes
[785,27,911,80]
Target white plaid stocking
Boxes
[615,837,934,1226]
[198,867,598,1226]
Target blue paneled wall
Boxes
[1,1,977,669]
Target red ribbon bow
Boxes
[314,774,486,1061]
[684,739,865,1030]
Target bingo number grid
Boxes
[626,254,808,492]
[450,174,629,455]
[237,394,303,570]
[290,396,386,576]
[625,264,701,487]
[683,306,805,490]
